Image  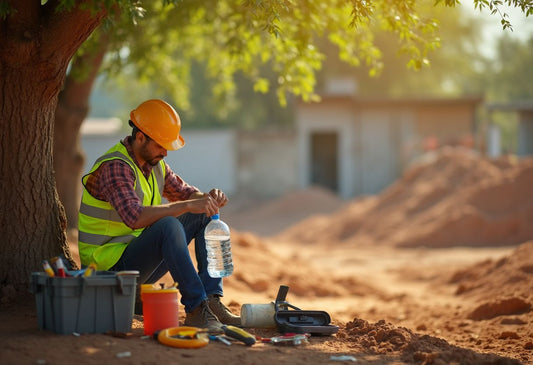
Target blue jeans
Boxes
[110,213,223,312]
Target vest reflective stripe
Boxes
[79,202,123,223]
[78,231,137,246]
[154,164,165,194]
[78,141,165,270]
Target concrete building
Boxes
[296,96,482,198]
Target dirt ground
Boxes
[1,147,532,364]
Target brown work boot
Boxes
[208,294,241,326]
[184,300,224,334]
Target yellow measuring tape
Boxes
[156,327,209,349]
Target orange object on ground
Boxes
[141,284,179,335]
[156,327,209,349]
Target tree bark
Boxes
[0,59,70,298]
[54,34,109,229]
[0,1,106,297]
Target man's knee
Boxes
[152,216,183,236]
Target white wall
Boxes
[357,111,399,195]
[237,131,298,197]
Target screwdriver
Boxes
[42,260,55,277]
[55,257,67,277]
[221,325,256,346]
[209,335,232,346]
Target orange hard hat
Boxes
[130,99,185,150]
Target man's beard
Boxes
[146,157,163,166]
[140,142,164,166]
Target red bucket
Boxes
[141,284,179,335]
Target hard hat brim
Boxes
[163,135,185,151]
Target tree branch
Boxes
[2,0,40,32]
[41,1,108,61]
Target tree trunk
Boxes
[0,62,70,297]
[54,36,108,229]
[0,1,106,298]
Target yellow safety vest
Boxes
[78,141,165,270]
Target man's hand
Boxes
[186,194,219,217]
[186,189,228,217]
[208,188,229,209]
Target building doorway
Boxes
[310,132,338,192]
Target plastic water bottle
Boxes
[205,214,234,278]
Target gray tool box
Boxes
[31,271,138,334]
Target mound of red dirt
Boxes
[337,318,521,364]
[449,241,533,320]
[225,186,345,236]
[278,147,533,248]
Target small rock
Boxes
[416,324,427,331]
[116,352,131,358]
[500,317,527,325]
[498,332,520,340]
[330,355,357,362]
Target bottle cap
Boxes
[211,213,220,219]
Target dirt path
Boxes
[250,241,516,323]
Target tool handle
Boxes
[222,325,256,346]
[209,335,232,346]
[275,285,289,302]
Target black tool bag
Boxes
[274,285,339,336]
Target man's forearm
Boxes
[131,201,191,229]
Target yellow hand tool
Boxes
[83,263,97,277]
[222,325,256,346]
